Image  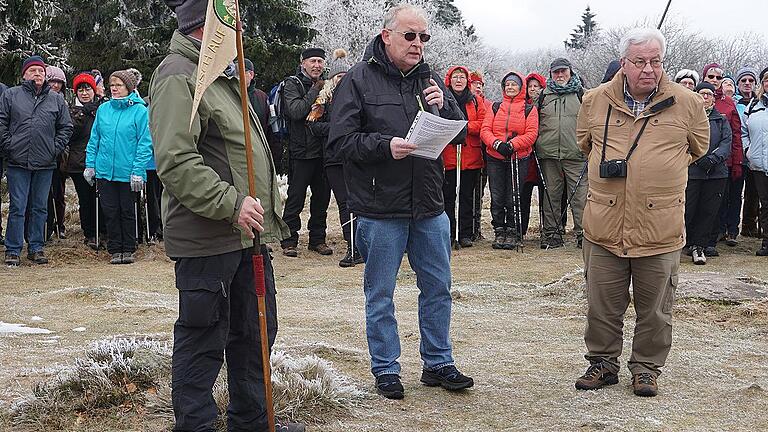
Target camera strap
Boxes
[600,104,651,163]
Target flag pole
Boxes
[233,2,276,431]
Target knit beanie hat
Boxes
[301,48,325,61]
[722,76,736,88]
[469,70,484,85]
[327,49,351,78]
[674,69,700,85]
[503,73,523,89]
[736,66,758,84]
[550,57,572,73]
[73,72,97,91]
[165,0,206,35]
[761,66,768,83]
[244,58,254,72]
[695,82,717,94]
[702,62,723,78]
[45,66,66,85]
[21,55,46,76]
[110,69,140,93]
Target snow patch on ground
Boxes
[0,323,53,335]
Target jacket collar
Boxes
[364,34,424,79]
[604,70,676,118]
[22,80,50,96]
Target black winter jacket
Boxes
[328,35,466,219]
[248,84,283,172]
[283,71,325,160]
[0,81,73,170]
[65,100,101,173]
[688,107,731,180]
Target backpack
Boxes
[492,101,535,118]
[267,76,303,140]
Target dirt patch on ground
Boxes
[2,193,768,431]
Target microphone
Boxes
[419,63,440,116]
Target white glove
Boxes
[83,168,95,186]
[130,175,144,193]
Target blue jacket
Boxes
[86,92,152,181]
[743,95,768,173]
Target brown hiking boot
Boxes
[308,242,333,255]
[632,372,658,397]
[282,245,298,257]
[27,251,49,264]
[4,253,20,266]
[575,363,619,390]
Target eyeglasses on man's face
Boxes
[628,58,663,69]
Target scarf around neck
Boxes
[546,74,583,95]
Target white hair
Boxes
[382,3,428,29]
[674,69,699,85]
[619,27,667,59]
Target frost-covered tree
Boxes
[0,0,64,83]
[564,6,598,50]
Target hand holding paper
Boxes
[390,137,419,160]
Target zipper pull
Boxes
[221,281,227,298]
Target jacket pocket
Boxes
[583,189,620,243]
[176,277,227,328]
[644,192,685,246]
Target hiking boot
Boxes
[682,245,692,256]
[27,251,48,264]
[725,234,738,247]
[575,363,619,390]
[540,235,564,250]
[147,235,158,246]
[375,374,404,400]
[492,230,505,249]
[308,242,333,255]
[703,246,719,257]
[577,237,583,249]
[4,253,20,266]
[339,244,356,268]
[757,244,768,256]
[632,372,658,397]
[459,237,473,248]
[282,245,298,257]
[692,246,706,265]
[122,252,135,264]
[502,229,520,250]
[421,365,474,391]
[85,237,98,250]
[275,419,305,432]
[110,253,122,264]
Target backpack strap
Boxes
[492,101,501,115]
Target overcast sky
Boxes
[453,0,768,52]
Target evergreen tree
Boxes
[564,6,598,50]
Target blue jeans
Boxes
[5,167,53,255]
[356,213,455,377]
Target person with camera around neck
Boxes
[574,28,709,397]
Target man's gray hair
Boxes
[382,3,428,29]
[619,28,667,59]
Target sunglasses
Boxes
[740,78,755,84]
[387,29,431,43]
[707,74,724,80]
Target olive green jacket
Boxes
[535,88,586,160]
[148,30,288,258]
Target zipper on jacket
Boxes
[221,280,227,298]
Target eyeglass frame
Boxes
[626,58,664,69]
[385,29,431,43]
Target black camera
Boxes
[599,159,627,178]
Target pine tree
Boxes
[564,6,598,50]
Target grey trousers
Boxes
[582,239,680,376]
[539,158,587,239]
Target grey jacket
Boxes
[0,81,73,170]
[688,107,731,180]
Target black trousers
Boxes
[98,179,137,254]
[71,172,104,239]
[752,172,768,245]
[146,170,163,238]
[325,164,352,243]
[46,168,67,235]
[486,155,529,236]
[172,246,277,432]
[743,167,762,235]
[685,178,727,247]
[443,168,480,241]
[0,157,4,238]
[281,158,331,248]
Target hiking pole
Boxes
[234,7,275,431]
[349,212,355,260]
[50,188,60,240]
[511,153,524,253]
[95,182,100,252]
[658,0,672,29]
[559,160,588,235]
[532,150,565,246]
[134,191,139,241]
[143,185,150,243]
[454,144,461,249]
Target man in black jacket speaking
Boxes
[328,3,473,400]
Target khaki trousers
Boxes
[582,239,679,376]
[539,158,587,238]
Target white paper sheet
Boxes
[404,111,468,160]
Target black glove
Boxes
[494,140,514,157]
[698,154,719,172]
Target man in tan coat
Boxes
[574,28,709,397]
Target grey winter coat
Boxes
[0,81,73,170]
[743,95,768,173]
[688,107,731,180]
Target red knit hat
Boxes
[525,73,546,88]
[469,70,484,85]
[73,72,98,91]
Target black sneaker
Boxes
[282,245,298,257]
[459,238,473,248]
[85,237,98,250]
[122,252,135,264]
[275,419,305,432]
[725,234,738,247]
[420,365,474,391]
[375,374,404,399]
[110,253,122,264]
[757,245,768,256]
[27,251,49,264]
[703,246,719,257]
[339,245,356,268]
[4,253,20,266]
[492,230,505,249]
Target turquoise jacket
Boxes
[85,92,152,181]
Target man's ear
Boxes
[381,29,391,46]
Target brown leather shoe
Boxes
[575,363,619,390]
[632,373,658,397]
[282,245,298,257]
[308,242,333,255]
[27,251,49,264]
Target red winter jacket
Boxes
[714,90,743,168]
[481,70,539,161]
[442,66,487,170]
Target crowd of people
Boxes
[2,0,768,429]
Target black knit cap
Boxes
[165,0,207,34]
[695,82,717,94]
[761,66,768,83]
[301,48,326,61]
